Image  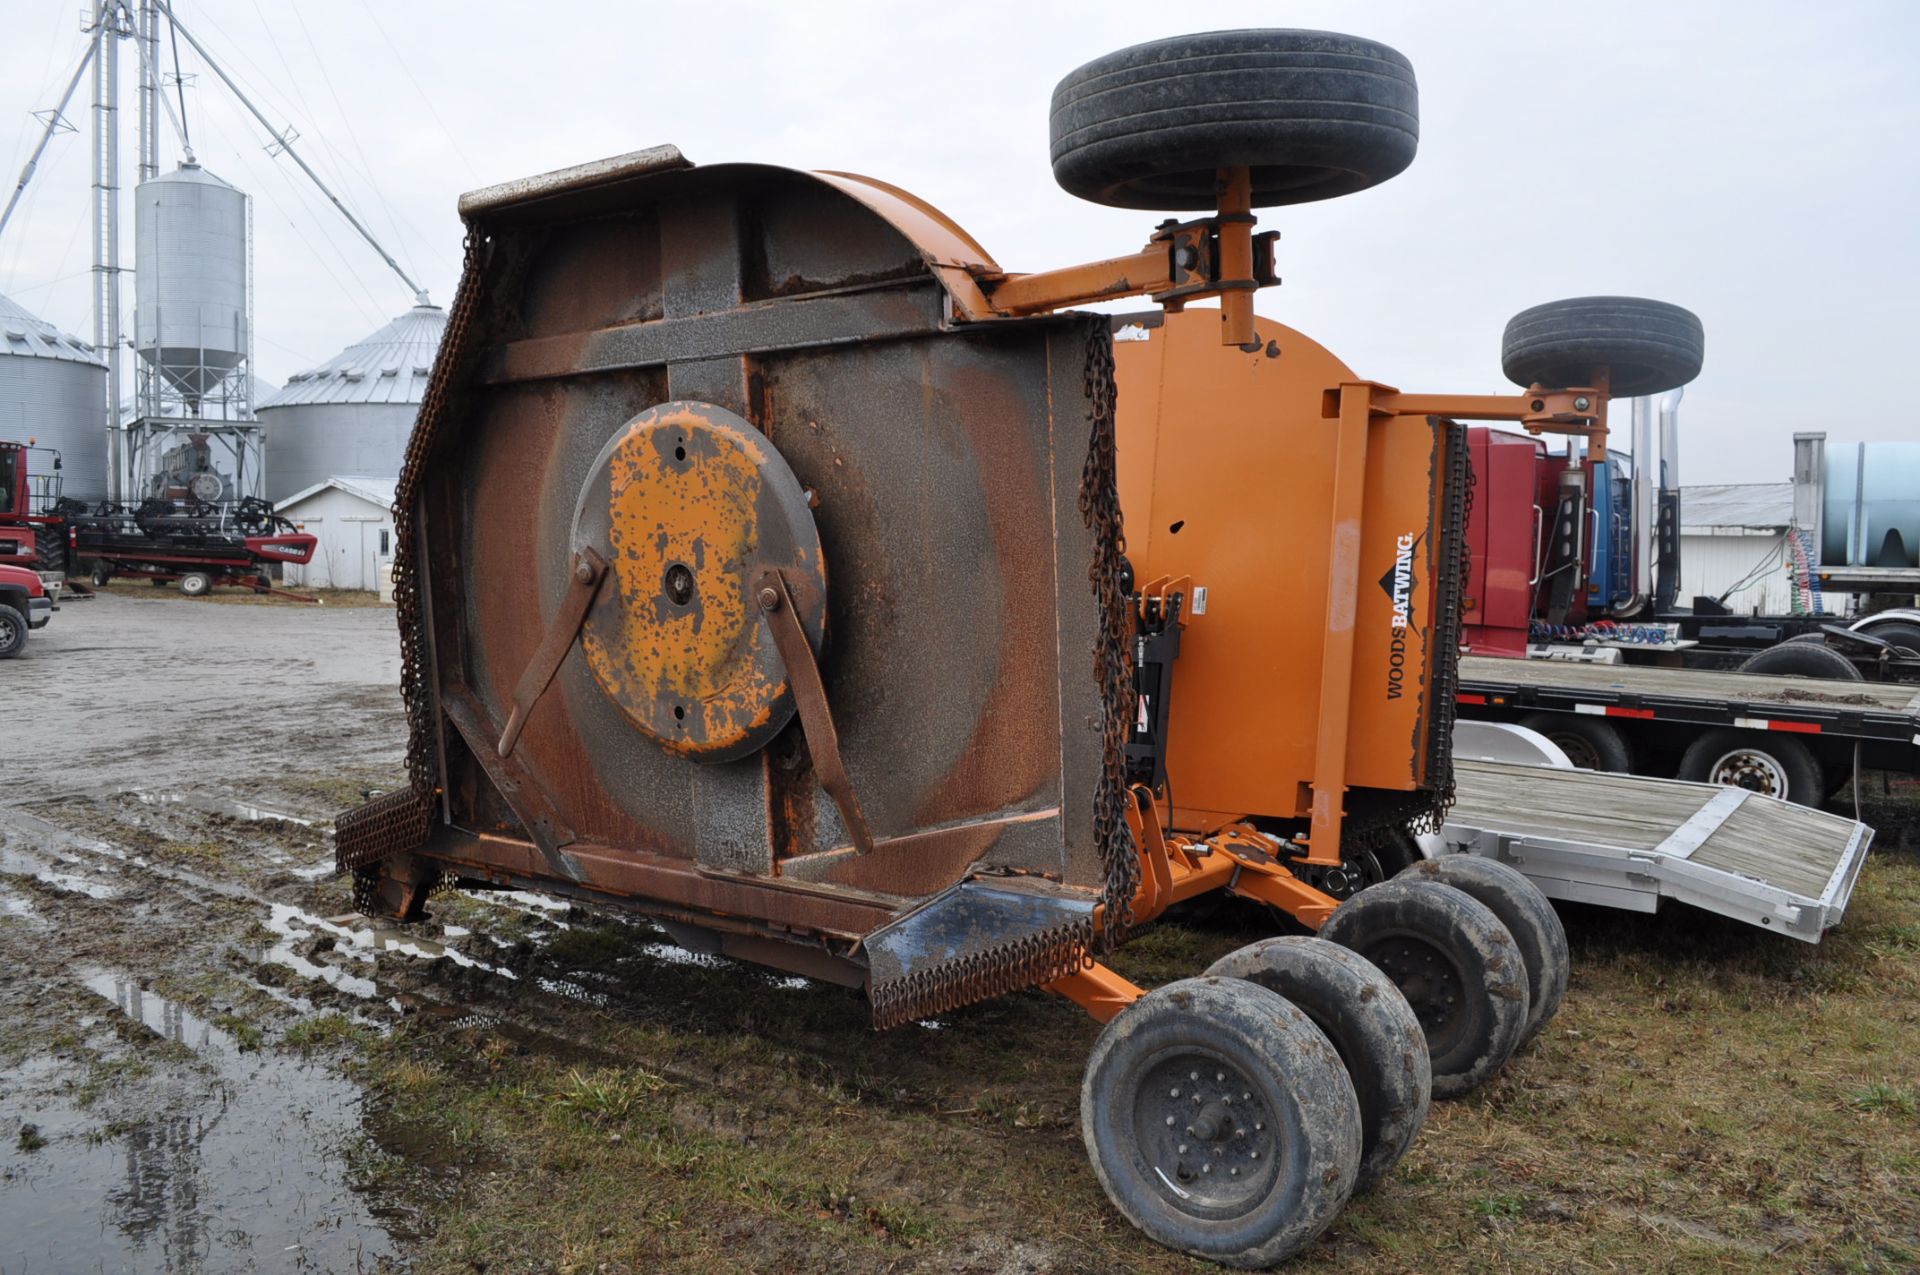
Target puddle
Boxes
[0,971,403,1273]
[129,790,322,829]
[0,844,118,900]
[257,904,519,1006]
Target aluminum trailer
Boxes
[1437,725,1872,943]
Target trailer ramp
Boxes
[1442,759,1872,943]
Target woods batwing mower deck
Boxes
[337,29,1692,1265]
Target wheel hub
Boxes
[1366,934,1466,1055]
[1133,1053,1281,1215]
[1708,748,1787,796]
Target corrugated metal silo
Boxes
[0,291,109,502]
[134,161,249,402]
[259,303,446,501]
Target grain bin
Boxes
[0,291,108,502]
[259,304,445,501]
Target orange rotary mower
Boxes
[338,28,1685,1266]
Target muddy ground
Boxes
[2,588,1916,1274]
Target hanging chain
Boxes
[1079,318,1139,948]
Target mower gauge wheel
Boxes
[1049,30,1419,211]
[179,571,213,598]
[1081,977,1361,1267]
[1319,880,1529,1099]
[1501,296,1704,398]
[1396,857,1568,1050]
[1205,937,1429,1193]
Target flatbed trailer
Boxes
[1441,758,1872,943]
[1454,654,1920,800]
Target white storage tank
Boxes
[259,303,445,501]
[0,291,109,502]
[134,161,249,403]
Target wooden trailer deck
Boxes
[1441,759,1873,942]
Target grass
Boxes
[343,822,1920,1273]
[283,1012,373,1052]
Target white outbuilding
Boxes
[1676,481,1825,616]
[275,475,396,593]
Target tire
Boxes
[1205,937,1429,1193]
[1518,711,1633,773]
[179,571,212,598]
[33,525,65,573]
[150,577,169,587]
[1049,30,1418,211]
[1677,728,1824,806]
[90,567,111,588]
[1740,641,1861,681]
[1501,296,1703,398]
[1856,620,1920,658]
[1319,879,1529,1099]
[1395,857,1568,1050]
[0,604,26,658]
[1081,977,1362,1267]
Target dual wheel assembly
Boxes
[1081,857,1568,1267]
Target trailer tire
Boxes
[150,577,169,587]
[0,604,26,658]
[1501,296,1703,397]
[1049,30,1419,211]
[89,566,111,588]
[179,571,213,598]
[1205,937,1429,1192]
[1518,711,1633,772]
[1740,640,1862,681]
[1395,857,1568,1050]
[1678,728,1824,806]
[1082,977,1362,1267]
[1319,879,1529,1099]
[1854,620,1920,657]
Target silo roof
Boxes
[261,304,447,408]
[0,291,106,367]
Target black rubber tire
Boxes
[150,577,169,587]
[1501,296,1703,398]
[1395,857,1568,1050]
[1081,976,1362,1267]
[90,566,111,588]
[33,524,65,573]
[179,571,212,598]
[1677,728,1824,806]
[1518,711,1633,773]
[1740,640,1862,681]
[1049,29,1418,210]
[1856,620,1920,657]
[1205,937,1429,1193]
[1319,879,1529,1099]
[0,604,26,658]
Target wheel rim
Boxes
[1707,748,1788,796]
[1360,931,1469,1057]
[1551,733,1603,771]
[1129,1047,1282,1217]
[1311,848,1386,901]
[0,614,17,647]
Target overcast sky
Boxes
[2,1,1914,483]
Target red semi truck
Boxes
[1456,392,1920,803]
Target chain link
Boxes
[336,229,488,880]
[1079,319,1140,947]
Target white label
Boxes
[1191,586,1208,616]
